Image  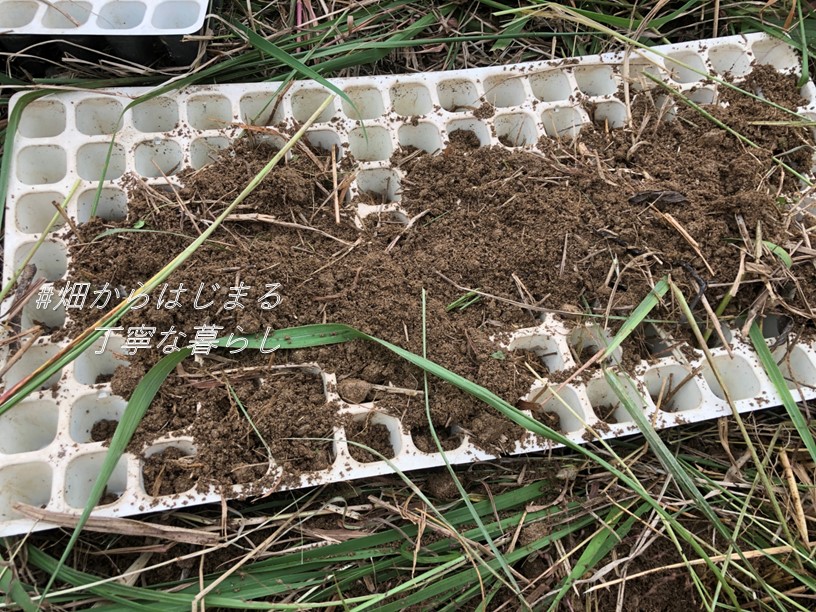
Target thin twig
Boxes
[332,144,340,224]
[699,293,732,358]
[655,209,715,276]
[0,327,42,379]
[585,545,797,593]
[50,200,85,242]
[386,209,432,252]
[13,503,219,545]
[779,450,810,549]
[219,213,354,245]
[434,270,564,315]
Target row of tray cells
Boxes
[0,454,125,522]
[0,394,125,456]
[623,38,801,85]
[509,326,816,427]
[16,78,742,190]
[5,335,815,459]
[0,406,456,523]
[7,67,664,141]
[0,437,203,522]
[1,350,813,525]
[11,154,406,244]
[660,39,792,82]
[14,104,613,189]
[521,357,765,435]
[13,81,740,189]
[0,0,203,31]
[14,38,803,142]
[5,167,403,299]
[14,137,226,186]
[15,71,600,140]
[1,344,794,463]
[3,341,815,522]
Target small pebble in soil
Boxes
[337,378,372,404]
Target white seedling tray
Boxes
[0,0,208,35]
[2,32,816,537]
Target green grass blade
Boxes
[33,483,556,609]
[29,544,320,609]
[229,19,353,109]
[0,550,37,612]
[749,322,816,462]
[546,500,649,611]
[418,289,522,602]
[797,0,811,86]
[602,277,669,359]
[603,369,737,605]
[349,558,466,612]
[90,228,197,242]
[378,515,596,611]
[762,241,793,268]
[517,1,697,31]
[670,280,801,565]
[603,370,717,523]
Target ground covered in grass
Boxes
[2,1,816,610]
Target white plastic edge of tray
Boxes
[1,31,815,537]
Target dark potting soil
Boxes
[90,418,119,442]
[344,417,396,463]
[142,446,199,497]
[63,65,815,494]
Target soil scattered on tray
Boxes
[90,418,119,442]
[142,446,198,497]
[411,425,464,453]
[63,65,815,492]
[345,418,396,463]
[595,404,619,425]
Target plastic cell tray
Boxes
[0,0,209,65]
[2,32,816,536]
[0,0,207,35]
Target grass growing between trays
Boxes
[600,282,816,609]
[25,484,599,610]
[23,428,816,609]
